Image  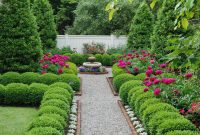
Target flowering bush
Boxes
[83,42,105,54]
[39,53,70,74]
[116,50,158,75]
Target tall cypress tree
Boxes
[150,0,178,57]
[0,0,42,73]
[33,0,57,50]
[127,1,154,49]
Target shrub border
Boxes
[75,77,82,96]
[106,77,118,96]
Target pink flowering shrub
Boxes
[39,53,70,74]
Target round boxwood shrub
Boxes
[70,53,84,66]
[28,116,63,133]
[129,88,145,109]
[39,73,58,85]
[27,127,62,135]
[112,63,126,77]
[148,111,185,134]
[58,74,80,91]
[119,80,142,104]
[142,103,178,127]
[1,72,20,85]
[20,72,40,84]
[127,86,145,105]
[165,130,200,135]
[102,54,111,66]
[29,83,49,105]
[41,94,69,103]
[63,62,78,75]
[135,73,146,80]
[5,83,29,105]
[113,73,135,92]
[45,87,71,103]
[40,114,66,128]
[50,82,74,96]
[95,54,103,63]
[157,119,198,135]
[0,84,5,103]
[139,98,161,117]
[38,106,67,120]
[41,99,70,111]
[134,92,154,114]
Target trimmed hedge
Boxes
[40,99,69,111]
[41,93,69,103]
[112,63,126,77]
[49,82,74,96]
[102,54,112,66]
[63,62,78,75]
[119,80,142,104]
[0,84,5,103]
[113,73,135,92]
[165,130,200,135]
[0,72,80,91]
[26,127,62,135]
[128,86,146,105]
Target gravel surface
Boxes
[77,68,132,135]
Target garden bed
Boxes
[79,71,108,75]
[106,77,118,96]
[75,77,82,96]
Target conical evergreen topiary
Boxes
[127,1,154,49]
[150,0,178,57]
[0,0,42,73]
[32,0,57,50]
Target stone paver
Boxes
[77,68,132,135]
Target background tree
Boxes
[0,0,42,73]
[33,0,57,50]
[127,1,154,49]
[68,0,137,35]
[49,0,78,34]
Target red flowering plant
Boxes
[39,53,70,74]
[117,50,158,75]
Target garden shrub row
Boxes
[0,82,73,106]
[122,81,199,135]
[0,72,80,91]
[26,86,73,135]
[64,53,121,66]
[64,62,78,75]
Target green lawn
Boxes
[0,106,38,135]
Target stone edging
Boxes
[106,77,118,96]
[79,71,109,75]
[118,100,147,135]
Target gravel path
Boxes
[77,68,132,135]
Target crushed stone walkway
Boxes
[76,68,132,135]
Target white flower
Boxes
[126,108,132,111]
[139,132,148,135]
[124,105,130,109]
[129,113,135,118]
[127,111,134,115]
[136,128,145,133]
[133,121,140,126]
[68,129,76,134]
[135,124,143,129]
[69,124,77,129]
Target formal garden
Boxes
[0,0,199,135]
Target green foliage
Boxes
[119,80,142,104]
[0,0,42,73]
[29,83,49,105]
[39,73,58,85]
[63,62,78,75]
[134,73,146,80]
[0,72,20,85]
[95,54,103,63]
[150,0,180,57]
[50,82,74,95]
[20,72,40,84]
[28,116,63,133]
[40,114,66,128]
[127,86,145,105]
[68,0,136,35]
[58,74,80,91]
[45,47,74,55]
[38,106,67,120]
[165,130,200,135]
[32,0,57,50]
[5,83,30,105]
[127,1,154,49]
[113,73,135,92]
[157,119,198,135]
[112,63,126,77]
[142,103,178,128]
[102,54,112,66]
[148,111,185,134]
[26,127,62,135]
[0,84,5,103]
[41,99,69,111]
[70,53,85,66]
[42,93,69,103]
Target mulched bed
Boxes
[106,77,118,96]
[118,100,138,135]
